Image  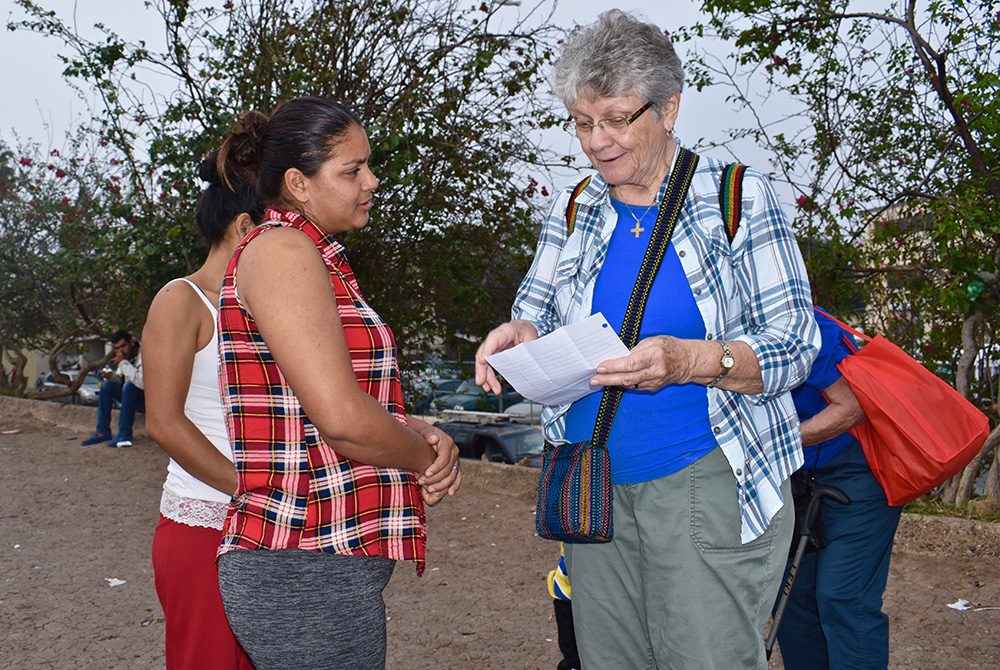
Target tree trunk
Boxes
[1,342,29,396]
[955,426,1000,506]
[956,312,984,400]
[944,312,990,506]
[8,349,28,396]
[940,473,960,504]
[985,453,1000,502]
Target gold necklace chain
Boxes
[622,201,656,223]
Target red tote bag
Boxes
[826,312,990,506]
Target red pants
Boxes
[152,515,255,670]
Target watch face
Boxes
[722,354,735,369]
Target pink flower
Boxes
[60,197,71,205]
[19,157,32,166]
[55,169,66,178]
[796,194,808,208]
[159,192,169,200]
[47,164,55,170]
[49,149,60,157]
[541,186,549,197]
[223,1,233,7]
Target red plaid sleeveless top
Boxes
[217,207,425,572]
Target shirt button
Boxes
[706,333,714,340]
[693,288,702,296]
[678,250,686,257]
[735,468,743,476]
[713,426,721,434]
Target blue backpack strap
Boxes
[719,164,747,245]
[564,176,593,235]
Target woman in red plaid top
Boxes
[213,96,461,670]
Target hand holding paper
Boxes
[485,313,628,405]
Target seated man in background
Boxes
[82,330,145,448]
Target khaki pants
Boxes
[565,447,792,670]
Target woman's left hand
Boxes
[590,335,698,392]
[410,420,462,504]
[591,336,763,394]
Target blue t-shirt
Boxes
[564,199,716,484]
[791,308,858,468]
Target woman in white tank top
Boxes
[142,151,262,670]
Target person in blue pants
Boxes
[82,330,145,448]
[777,307,903,669]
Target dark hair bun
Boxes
[217,110,269,189]
[198,149,223,186]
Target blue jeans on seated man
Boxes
[775,439,902,670]
[87,380,145,447]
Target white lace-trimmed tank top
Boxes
[158,278,234,530]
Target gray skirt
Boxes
[218,548,395,670]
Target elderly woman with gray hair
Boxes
[476,10,819,669]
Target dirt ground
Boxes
[2,399,999,669]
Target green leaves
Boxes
[7,0,564,393]
[684,0,1000,415]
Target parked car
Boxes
[409,377,466,414]
[502,399,544,425]
[429,387,523,414]
[37,372,102,406]
[76,373,103,406]
[434,418,545,467]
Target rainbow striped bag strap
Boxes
[564,175,592,236]
[719,163,746,245]
[566,164,745,244]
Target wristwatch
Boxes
[707,341,735,388]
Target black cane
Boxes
[765,483,852,661]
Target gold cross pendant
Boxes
[630,222,645,238]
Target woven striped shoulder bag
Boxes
[536,148,700,542]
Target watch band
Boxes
[707,341,734,388]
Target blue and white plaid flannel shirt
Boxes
[512,148,820,542]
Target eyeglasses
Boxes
[563,101,653,136]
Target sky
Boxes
[0,0,774,189]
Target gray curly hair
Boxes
[552,10,684,118]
